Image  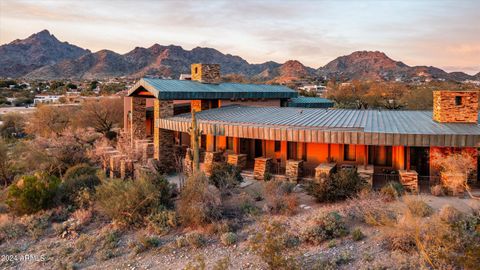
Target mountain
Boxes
[317,51,478,82]
[0,30,89,78]
[1,30,478,82]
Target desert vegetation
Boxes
[0,103,479,270]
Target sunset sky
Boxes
[0,0,479,74]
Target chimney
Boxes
[433,90,478,123]
[191,63,221,84]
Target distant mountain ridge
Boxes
[0,30,479,82]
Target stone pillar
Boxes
[399,170,419,193]
[143,143,155,162]
[153,100,175,172]
[204,151,223,176]
[110,154,126,179]
[227,153,247,170]
[286,160,304,182]
[130,97,147,144]
[315,163,336,182]
[120,159,134,179]
[357,165,374,187]
[254,157,272,180]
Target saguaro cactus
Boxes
[190,109,201,173]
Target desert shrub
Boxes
[430,184,445,196]
[0,218,26,243]
[59,163,100,205]
[95,174,173,226]
[185,255,230,270]
[383,229,417,253]
[209,162,243,190]
[177,172,222,228]
[175,235,188,248]
[131,234,161,254]
[343,191,397,226]
[185,232,206,249]
[438,205,463,224]
[145,207,178,235]
[263,180,298,215]
[307,169,365,202]
[417,211,480,269]
[301,211,348,245]
[404,197,433,217]
[204,220,232,236]
[7,173,61,215]
[351,228,365,241]
[220,232,238,246]
[22,212,50,239]
[249,220,298,270]
[380,181,404,201]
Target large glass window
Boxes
[369,146,392,166]
[227,137,234,150]
[287,142,297,160]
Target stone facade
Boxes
[315,163,336,182]
[153,100,175,171]
[357,165,374,187]
[191,63,221,84]
[191,100,211,112]
[398,170,419,193]
[120,159,134,179]
[130,97,146,143]
[433,90,478,123]
[204,151,223,176]
[254,157,272,180]
[110,154,127,178]
[286,160,303,182]
[227,154,247,170]
[143,143,155,162]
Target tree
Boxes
[0,113,25,139]
[26,105,78,137]
[77,98,123,136]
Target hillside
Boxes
[0,30,89,78]
[1,30,478,82]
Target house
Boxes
[123,63,479,191]
[33,95,63,105]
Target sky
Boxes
[0,0,479,74]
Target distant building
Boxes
[179,74,192,80]
[34,95,62,105]
[298,84,327,96]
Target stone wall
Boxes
[315,163,336,182]
[130,97,147,142]
[286,160,303,182]
[254,157,272,180]
[433,91,478,123]
[191,63,221,84]
[357,165,374,187]
[153,100,175,171]
[204,151,223,176]
[227,154,247,170]
[399,170,419,193]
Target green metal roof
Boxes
[127,78,298,100]
[288,97,334,108]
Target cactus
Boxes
[190,109,201,173]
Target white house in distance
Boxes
[298,84,327,96]
[33,95,63,105]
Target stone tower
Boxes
[433,90,478,123]
[191,63,221,84]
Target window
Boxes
[227,137,234,150]
[274,141,281,152]
[194,67,199,74]
[344,145,356,161]
[287,142,297,160]
[455,96,463,106]
[368,146,392,167]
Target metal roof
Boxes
[158,105,480,147]
[287,97,334,108]
[127,78,298,100]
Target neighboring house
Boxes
[34,95,63,104]
[123,63,480,190]
[298,84,327,96]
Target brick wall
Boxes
[433,91,478,123]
